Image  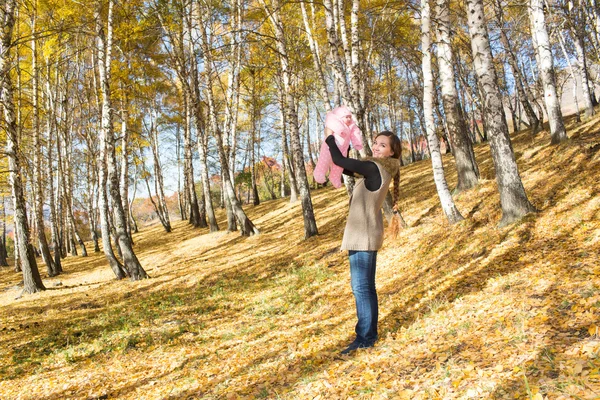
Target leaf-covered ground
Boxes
[1,114,599,399]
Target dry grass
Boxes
[0,113,599,399]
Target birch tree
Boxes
[300,1,332,109]
[421,0,464,224]
[259,0,318,238]
[155,1,205,228]
[30,9,57,274]
[565,0,595,119]
[492,0,541,134]
[96,0,147,280]
[529,0,567,143]
[197,0,259,236]
[144,105,171,232]
[466,0,537,226]
[434,0,479,192]
[1,0,46,293]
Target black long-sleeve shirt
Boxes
[325,135,381,192]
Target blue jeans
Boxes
[349,250,378,344]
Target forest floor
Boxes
[1,113,600,400]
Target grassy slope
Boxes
[0,114,599,399]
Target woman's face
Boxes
[372,135,395,158]
[342,114,353,126]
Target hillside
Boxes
[0,115,599,399]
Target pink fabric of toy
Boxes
[313,106,363,188]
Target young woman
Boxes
[324,130,402,354]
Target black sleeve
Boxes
[342,147,354,177]
[326,136,381,191]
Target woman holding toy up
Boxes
[321,122,402,355]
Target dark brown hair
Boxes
[374,131,404,237]
[374,131,401,207]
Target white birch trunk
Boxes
[30,12,57,274]
[300,1,332,109]
[119,104,132,239]
[421,0,464,224]
[96,0,147,279]
[260,0,318,238]
[435,0,479,192]
[556,30,582,122]
[197,0,258,236]
[149,107,172,232]
[1,0,45,293]
[323,0,353,106]
[529,0,567,143]
[493,0,541,134]
[572,33,595,119]
[466,0,537,226]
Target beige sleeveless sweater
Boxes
[341,158,400,251]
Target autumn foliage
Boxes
[0,114,599,399]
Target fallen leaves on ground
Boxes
[0,113,599,399]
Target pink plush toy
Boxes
[313,106,363,188]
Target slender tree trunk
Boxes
[466,0,537,226]
[300,1,332,109]
[1,0,45,292]
[250,81,260,206]
[261,0,317,238]
[529,0,567,143]
[30,13,56,275]
[87,155,101,252]
[223,1,242,192]
[96,1,143,279]
[435,0,479,192]
[13,224,21,272]
[279,88,298,201]
[128,164,139,234]
[185,9,215,231]
[56,123,67,261]
[0,198,8,267]
[148,107,172,232]
[183,90,202,227]
[197,1,258,236]
[280,146,287,198]
[197,121,219,231]
[63,128,87,257]
[305,102,316,175]
[119,104,133,242]
[572,33,595,119]
[421,0,464,224]
[94,59,125,276]
[175,126,186,221]
[493,0,540,135]
[322,0,352,106]
[556,29,582,123]
[45,65,64,269]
